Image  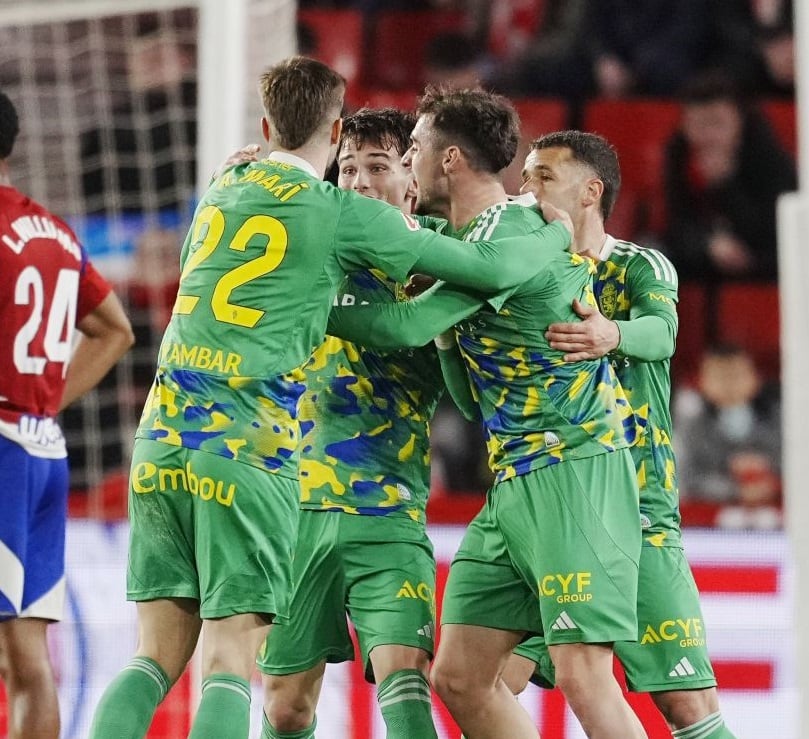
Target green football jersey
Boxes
[136,155,558,477]
[327,203,641,483]
[595,237,681,547]
[299,268,444,522]
[452,204,640,481]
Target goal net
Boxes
[0,2,295,736]
[0,0,296,515]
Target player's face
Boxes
[520,146,591,219]
[402,115,449,216]
[337,138,415,211]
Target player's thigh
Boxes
[433,623,524,688]
[0,617,52,679]
[615,546,717,693]
[496,453,641,646]
[135,598,201,683]
[342,516,436,679]
[200,611,271,679]
[441,492,540,635]
[128,440,299,621]
[258,511,353,676]
[0,439,68,619]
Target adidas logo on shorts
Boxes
[668,657,697,678]
[550,611,578,631]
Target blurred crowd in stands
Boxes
[16,2,793,528]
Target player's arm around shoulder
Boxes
[615,243,678,361]
[327,280,486,350]
[60,284,134,411]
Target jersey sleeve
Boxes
[614,249,678,361]
[414,221,571,293]
[76,258,113,322]
[437,342,480,421]
[327,281,486,350]
[336,194,572,293]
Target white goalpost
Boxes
[779,0,809,726]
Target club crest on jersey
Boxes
[599,283,618,319]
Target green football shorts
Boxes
[442,450,641,646]
[515,544,717,692]
[127,438,298,621]
[257,510,436,682]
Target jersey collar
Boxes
[266,151,318,178]
[598,234,617,261]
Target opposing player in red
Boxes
[0,90,134,739]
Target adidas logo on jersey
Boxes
[668,657,697,678]
[544,431,561,447]
[550,611,578,631]
[396,483,412,501]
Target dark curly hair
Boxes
[0,91,20,160]
[416,85,519,174]
[340,107,417,158]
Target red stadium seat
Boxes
[581,99,682,237]
[365,10,468,90]
[488,0,546,57]
[760,99,797,158]
[502,97,569,194]
[715,282,781,378]
[673,282,708,383]
[297,9,365,106]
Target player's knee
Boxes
[652,687,719,729]
[552,662,592,704]
[4,653,53,691]
[264,700,315,733]
[430,659,477,707]
[263,677,317,732]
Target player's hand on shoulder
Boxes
[538,200,573,239]
[210,143,261,183]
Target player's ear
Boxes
[260,116,270,144]
[330,117,343,147]
[443,145,460,174]
[584,177,604,209]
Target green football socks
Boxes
[377,669,438,739]
[672,712,737,739]
[261,712,317,738]
[188,673,251,738]
[87,656,170,738]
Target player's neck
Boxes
[0,161,10,186]
[570,212,606,259]
[448,176,506,230]
[276,144,331,179]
